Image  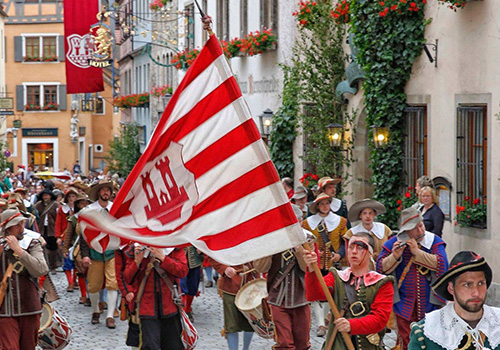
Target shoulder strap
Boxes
[135,259,154,307]
[318,220,336,254]
[343,279,359,306]
[152,259,182,307]
[269,250,297,291]
[40,201,56,218]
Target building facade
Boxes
[340,1,500,293]
[4,0,118,174]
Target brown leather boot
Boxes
[106,317,116,329]
[91,312,100,324]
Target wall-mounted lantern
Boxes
[259,108,273,141]
[326,122,344,148]
[371,125,389,148]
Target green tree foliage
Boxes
[106,124,141,178]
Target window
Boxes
[94,96,105,115]
[240,0,248,36]
[456,106,487,228]
[44,85,57,105]
[185,4,195,50]
[24,84,59,111]
[26,86,40,108]
[42,36,56,58]
[216,0,229,41]
[25,37,39,58]
[23,36,58,62]
[403,106,427,189]
[260,0,278,33]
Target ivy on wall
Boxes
[291,0,354,181]
[349,0,428,226]
[269,66,300,178]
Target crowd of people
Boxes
[0,170,496,350]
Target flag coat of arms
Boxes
[79,35,305,265]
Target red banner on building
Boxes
[63,0,104,93]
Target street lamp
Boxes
[259,108,273,140]
[326,122,344,148]
[371,125,389,148]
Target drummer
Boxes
[0,208,49,350]
[208,257,256,350]
[254,234,310,349]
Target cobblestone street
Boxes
[48,271,396,350]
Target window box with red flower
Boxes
[23,56,41,62]
[113,92,150,109]
[43,102,59,111]
[150,84,173,98]
[149,0,171,11]
[455,197,487,229]
[41,55,58,62]
[239,29,277,57]
[25,104,41,111]
[171,48,200,70]
[437,0,467,10]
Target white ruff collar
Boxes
[61,204,73,214]
[420,231,434,249]
[330,198,342,212]
[351,222,385,239]
[307,212,341,231]
[424,303,500,350]
[19,229,41,250]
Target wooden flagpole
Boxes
[194,0,214,37]
[302,243,355,350]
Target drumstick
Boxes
[239,268,256,276]
[302,243,355,350]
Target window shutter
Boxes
[58,36,65,62]
[59,85,67,110]
[16,85,24,111]
[14,36,23,62]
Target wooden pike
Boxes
[302,243,355,350]
[193,0,214,37]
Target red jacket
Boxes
[54,205,72,239]
[124,248,188,318]
[115,245,137,312]
[305,269,393,335]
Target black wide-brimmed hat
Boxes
[432,251,492,301]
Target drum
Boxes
[38,303,72,350]
[234,278,274,339]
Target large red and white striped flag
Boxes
[79,35,305,265]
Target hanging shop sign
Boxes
[88,23,113,68]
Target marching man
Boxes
[0,208,48,350]
[80,180,119,328]
[304,232,394,350]
[377,207,448,350]
[409,251,499,350]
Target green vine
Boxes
[269,66,300,178]
[349,0,428,227]
[292,0,354,181]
